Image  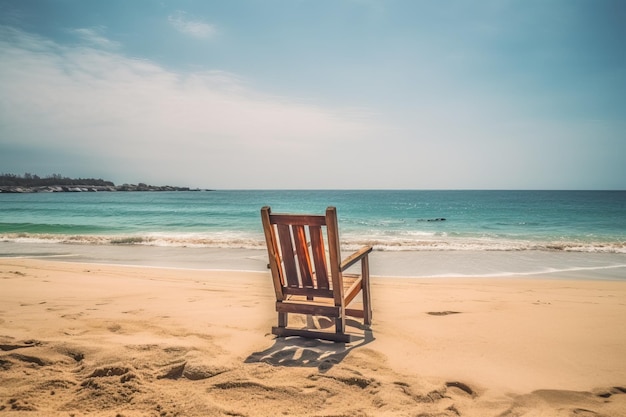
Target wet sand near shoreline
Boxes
[2,240,625,279]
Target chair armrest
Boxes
[340,245,373,271]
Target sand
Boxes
[1,258,625,416]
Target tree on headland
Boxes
[0,173,202,192]
[0,173,115,187]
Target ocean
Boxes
[1,190,625,279]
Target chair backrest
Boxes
[261,206,344,302]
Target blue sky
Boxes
[0,0,624,189]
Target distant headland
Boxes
[0,173,207,193]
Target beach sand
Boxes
[1,258,625,416]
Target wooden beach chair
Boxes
[261,206,373,342]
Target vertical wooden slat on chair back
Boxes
[309,225,329,289]
[276,223,299,288]
[293,225,314,287]
[324,207,345,306]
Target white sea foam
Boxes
[2,232,625,253]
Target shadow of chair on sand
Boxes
[245,317,375,373]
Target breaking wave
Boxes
[2,232,625,254]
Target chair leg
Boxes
[335,315,346,335]
[278,311,288,328]
[361,257,372,325]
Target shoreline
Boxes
[1,258,625,415]
[2,240,625,281]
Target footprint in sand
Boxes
[0,339,41,351]
[61,312,84,320]
[107,324,122,333]
[63,328,88,336]
[446,381,475,397]
[427,311,461,316]
[571,408,600,416]
[88,365,131,378]
[0,359,12,370]
[595,386,626,398]
[8,353,50,366]
[121,309,144,315]
[157,360,228,381]
[4,398,37,411]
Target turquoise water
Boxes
[1,190,625,253]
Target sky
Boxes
[0,0,624,189]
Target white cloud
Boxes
[71,27,120,49]
[4,24,619,189]
[168,11,216,39]
[0,26,382,188]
